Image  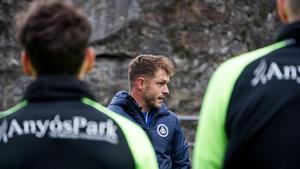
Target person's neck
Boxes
[130,89,149,112]
[141,106,150,113]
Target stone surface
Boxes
[0,0,281,154]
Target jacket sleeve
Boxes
[192,67,228,169]
[171,117,191,169]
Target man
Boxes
[108,54,190,169]
[0,1,158,169]
[193,0,300,169]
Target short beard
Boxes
[143,93,159,109]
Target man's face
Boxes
[142,68,170,109]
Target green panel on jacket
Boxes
[82,97,159,169]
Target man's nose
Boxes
[162,85,169,95]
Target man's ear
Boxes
[277,0,289,23]
[21,51,36,77]
[84,47,95,73]
[136,77,145,91]
[78,47,95,79]
[80,47,95,74]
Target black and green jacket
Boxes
[0,75,158,169]
[193,21,300,169]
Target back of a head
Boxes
[15,0,92,75]
[128,54,175,89]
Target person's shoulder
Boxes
[167,110,178,119]
[159,105,180,124]
[83,97,139,130]
[83,98,159,169]
[0,100,28,119]
[159,104,175,116]
[216,40,289,75]
[108,91,136,116]
[108,104,125,113]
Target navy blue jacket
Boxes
[108,91,190,169]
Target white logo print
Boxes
[251,60,300,86]
[0,120,8,143]
[0,115,119,144]
[157,124,168,137]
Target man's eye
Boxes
[158,82,165,86]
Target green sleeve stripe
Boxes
[0,100,28,119]
[193,40,288,169]
[82,97,158,169]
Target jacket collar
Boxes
[23,75,96,101]
[277,21,300,42]
[109,91,170,117]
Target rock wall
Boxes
[0,0,281,150]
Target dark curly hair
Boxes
[15,0,92,75]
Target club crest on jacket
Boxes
[157,124,169,137]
